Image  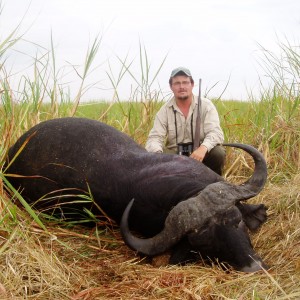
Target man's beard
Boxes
[177,95,189,101]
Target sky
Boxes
[0,0,300,101]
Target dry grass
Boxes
[0,172,299,300]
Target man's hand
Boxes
[190,145,208,162]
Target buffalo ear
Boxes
[236,203,268,231]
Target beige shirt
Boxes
[145,95,224,154]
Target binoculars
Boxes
[177,142,193,156]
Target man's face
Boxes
[170,75,194,101]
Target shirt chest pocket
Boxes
[168,122,177,141]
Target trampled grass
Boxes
[0,12,300,299]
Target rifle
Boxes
[193,78,202,151]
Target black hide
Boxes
[4,117,267,271]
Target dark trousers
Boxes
[203,145,226,176]
[164,144,226,176]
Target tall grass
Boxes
[0,11,300,299]
[105,41,168,143]
[255,38,300,180]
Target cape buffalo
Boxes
[4,117,268,272]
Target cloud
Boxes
[1,0,300,101]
